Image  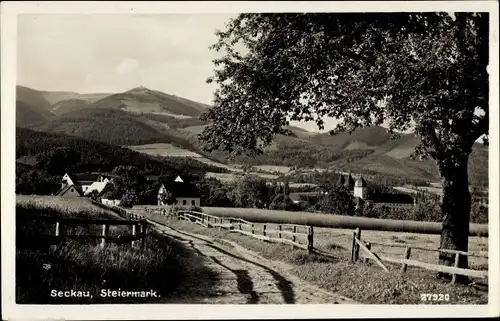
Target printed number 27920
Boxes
[421,293,450,302]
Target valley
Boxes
[15,84,489,189]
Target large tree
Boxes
[199,13,489,275]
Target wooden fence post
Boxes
[292,226,297,243]
[55,221,61,237]
[308,226,314,253]
[131,224,137,248]
[364,242,371,263]
[351,228,358,262]
[263,224,267,237]
[251,223,254,235]
[278,225,282,239]
[354,228,362,261]
[401,247,412,272]
[52,221,63,250]
[100,224,109,248]
[451,253,460,284]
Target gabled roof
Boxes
[83,181,109,195]
[160,175,197,185]
[56,184,83,197]
[158,182,201,198]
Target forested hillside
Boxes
[16,127,228,175]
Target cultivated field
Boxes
[252,165,292,174]
[15,196,211,304]
[16,195,118,218]
[128,143,203,158]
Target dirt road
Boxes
[148,220,357,304]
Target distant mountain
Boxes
[28,107,200,148]
[17,84,211,119]
[15,85,487,186]
[309,126,392,149]
[16,100,55,126]
[16,86,56,126]
[90,86,210,117]
[41,91,110,106]
[16,86,53,113]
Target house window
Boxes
[183,200,187,205]
[191,200,195,206]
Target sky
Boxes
[17,13,338,132]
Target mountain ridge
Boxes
[16,85,488,186]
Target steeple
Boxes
[345,171,355,190]
[336,174,345,187]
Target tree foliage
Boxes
[200,13,488,159]
[200,13,489,274]
[159,190,177,206]
[231,174,272,208]
[317,186,356,215]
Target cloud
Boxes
[116,58,139,74]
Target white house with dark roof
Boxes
[157,175,201,207]
[57,173,110,198]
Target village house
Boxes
[157,175,201,207]
[55,173,84,197]
[56,172,111,198]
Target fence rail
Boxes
[19,213,148,248]
[174,210,314,252]
[350,228,488,284]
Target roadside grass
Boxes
[147,214,488,304]
[16,196,216,304]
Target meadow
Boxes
[146,214,488,304]
[15,195,215,304]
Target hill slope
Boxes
[16,127,227,176]
[90,87,210,117]
[16,100,54,126]
[16,86,56,126]
[16,86,487,186]
[28,107,199,147]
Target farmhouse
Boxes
[56,173,111,198]
[55,173,84,197]
[157,175,201,207]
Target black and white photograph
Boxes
[1,1,499,319]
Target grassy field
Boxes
[143,213,488,305]
[252,165,292,174]
[128,143,203,158]
[15,196,215,304]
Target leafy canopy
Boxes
[200,13,489,170]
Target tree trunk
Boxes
[438,160,471,283]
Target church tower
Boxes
[354,176,368,199]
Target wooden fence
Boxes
[351,228,488,284]
[19,213,148,249]
[175,210,314,252]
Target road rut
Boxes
[149,220,357,304]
